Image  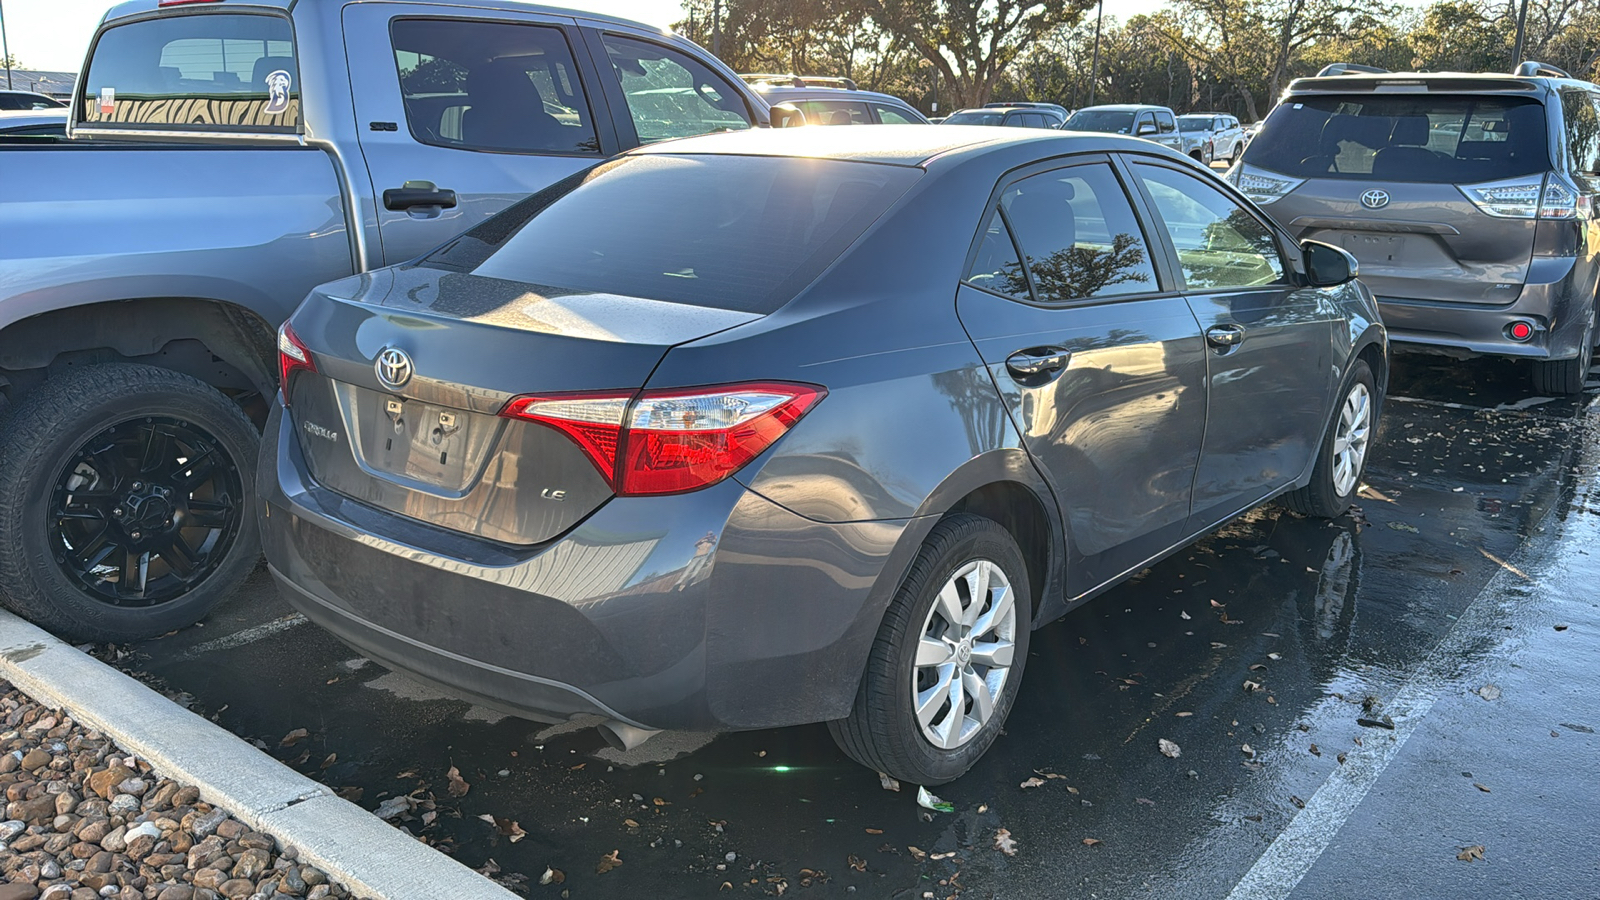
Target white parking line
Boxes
[1222,545,1525,900]
[169,613,308,662]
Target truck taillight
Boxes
[277,323,316,405]
[501,382,825,495]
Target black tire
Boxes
[1530,319,1593,396]
[0,364,260,642]
[1284,359,1379,519]
[828,514,1032,785]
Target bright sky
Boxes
[1,0,1172,74]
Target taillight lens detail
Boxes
[277,323,315,404]
[501,382,825,496]
[1229,164,1303,205]
[1460,175,1581,219]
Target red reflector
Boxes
[1509,321,1534,341]
[500,382,825,496]
[277,323,316,404]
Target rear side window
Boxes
[1560,89,1600,175]
[946,111,1004,126]
[798,100,870,126]
[601,35,752,143]
[998,163,1159,303]
[874,104,919,124]
[1244,94,1550,183]
[81,13,298,132]
[425,154,920,313]
[1155,111,1176,133]
[390,19,599,155]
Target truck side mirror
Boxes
[1136,121,1158,136]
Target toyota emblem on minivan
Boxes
[1361,189,1390,209]
[376,347,414,390]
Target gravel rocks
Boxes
[0,681,358,900]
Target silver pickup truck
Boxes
[0,0,772,642]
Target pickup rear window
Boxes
[81,12,298,133]
[1244,94,1549,183]
[423,154,921,314]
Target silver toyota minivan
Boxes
[1233,62,1600,393]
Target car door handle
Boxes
[1005,348,1071,377]
[383,181,458,211]
[1206,324,1246,348]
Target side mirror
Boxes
[769,103,807,128]
[1302,240,1359,287]
[1136,121,1158,136]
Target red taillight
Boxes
[277,323,316,404]
[501,382,825,496]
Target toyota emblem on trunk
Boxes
[1360,189,1390,209]
[375,347,414,390]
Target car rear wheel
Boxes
[1284,359,1378,519]
[0,364,260,642]
[1530,318,1594,395]
[828,514,1031,785]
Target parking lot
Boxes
[89,354,1599,899]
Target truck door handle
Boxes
[1005,347,1071,378]
[1206,324,1246,349]
[383,181,458,211]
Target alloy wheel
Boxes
[49,417,244,607]
[912,559,1018,750]
[1331,382,1372,497]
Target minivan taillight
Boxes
[277,323,315,404]
[1460,174,1581,219]
[1229,164,1303,205]
[502,382,825,496]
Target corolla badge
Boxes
[375,347,414,390]
[1360,189,1390,210]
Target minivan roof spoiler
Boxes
[1315,63,1390,77]
[1513,60,1571,78]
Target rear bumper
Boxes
[257,403,916,732]
[1377,256,1594,360]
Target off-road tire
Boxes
[0,364,260,642]
[1284,359,1379,519]
[828,514,1032,785]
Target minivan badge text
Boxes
[376,347,414,390]
[1360,189,1390,210]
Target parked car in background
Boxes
[1232,60,1600,393]
[1176,122,1215,166]
[1179,112,1246,163]
[0,110,67,138]
[1063,104,1185,155]
[262,125,1385,784]
[985,101,1070,120]
[751,84,928,125]
[0,0,776,643]
[0,90,65,111]
[942,106,1065,128]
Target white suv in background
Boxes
[1179,113,1247,163]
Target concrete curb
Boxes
[0,609,518,900]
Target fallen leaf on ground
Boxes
[929,851,955,861]
[1181,611,1192,620]
[917,786,954,813]
[865,828,883,835]
[374,795,415,820]
[1250,664,1267,671]
[1309,744,1321,757]
[1474,783,1491,793]
[1356,715,1395,729]
[540,867,565,885]
[879,772,901,792]
[994,827,1018,856]
[653,797,671,806]
[1136,798,1155,807]
[446,766,470,797]
[1267,653,1282,661]
[279,728,309,747]
[1337,753,1347,764]
[1289,795,1305,809]
[1159,739,1182,758]
[1478,684,1502,701]
[1176,711,1194,717]
[1554,624,1569,631]
[1243,681,1262,692]
[1020,777,1046,789]
[847,854,867,872]
[1457,845,1485,862]
[478,814,526,843]
[623,819,638,828]
[319,753,337,769]
[907,846,927,861]
[1082,837,1102,847]
[1242,744,1255,757]
[596,850,622,874]
[1210,599,1225,609]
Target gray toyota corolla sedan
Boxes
[261,126,1387,784]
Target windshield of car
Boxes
[1243,94,1550,183]
[944,111,1004,126]
[1178,116,1212,132]
[1063,110,1136,134]
[422,154,922,314]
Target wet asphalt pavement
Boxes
[97,353,1600,899]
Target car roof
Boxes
[1285,71,1592,94]
[631,124,1161,166]
[105,0,663,31]
[754,86,916,106]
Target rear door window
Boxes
[1560,88,1600,175]
[1134,163,1284,290]
[1155,111,1176,133]
[391,19,599,155]
[797,100,871,125]
[599,35,751,143]
[873,104,919,124]
[1244,94,1550,183]
[998,162,1160,303]
[426,154,919,314]
[81,12,298,132]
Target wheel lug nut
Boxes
[112,508,123,517]
[132,482,143,490]
[131,532,141,539]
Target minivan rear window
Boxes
[423,154,921,314]
[1244,94,1548,183]
[81,12,298,132]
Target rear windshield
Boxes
[945,111,1003,126]
[1064,110,1135,134]
[422,154,921,314]
[1177,116,1211,132]
[81,12,298,132]
[1244,94,1549,183]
